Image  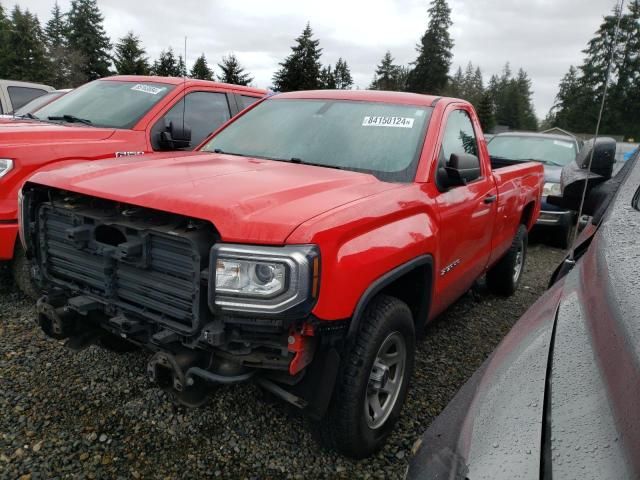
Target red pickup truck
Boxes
[0,75,265,293]
[19,90,543,457]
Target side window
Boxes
[441,109,478,159]
[7,87,47,111]
[238,95,259,110]
[151,91,231,151]
[436,109,480,189]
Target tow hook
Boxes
[288,323,317,376]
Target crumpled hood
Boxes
[0,121,115,146]
[28,151,400,244]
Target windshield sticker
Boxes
[553,140,573,148]
[362,116,415,128]
[131,84,165,95]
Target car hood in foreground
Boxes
[28,151,401,244]
[408,159,640,480]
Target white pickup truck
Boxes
[0,79,54,114]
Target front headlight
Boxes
[542,182,562,197]
[0,159,13,178]
[210,244,320,315]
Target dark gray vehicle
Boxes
[407,141,640,479]
[488,132,581,248]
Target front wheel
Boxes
[486,224,528,296]
[317,295,415,458]
[12,243,39,299]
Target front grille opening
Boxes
[95,225,126,246]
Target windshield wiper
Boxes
[17,113,38,120]
[290,157,343,170]
[212,148,247,157]
[47,114,93,126]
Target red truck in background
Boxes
[0,75,266,293]
[19,90,543,457]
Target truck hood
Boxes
[0,121,115,145]
[28,151,400,244]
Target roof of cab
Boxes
[273,89,445,106]
[99,75,267,95]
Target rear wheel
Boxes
[486,224,527,296]
[12,243,39,299]
[317,295,415,458]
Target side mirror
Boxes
[547,137,616,212]
[575,137,616,179]
[445,153,481,187]
[159,120,191,150]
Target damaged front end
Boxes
[21,183,342,417]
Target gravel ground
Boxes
[0,242,565,480]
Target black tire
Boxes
[11,243,39,299]
[486,224,527,296]
[317,295,415,458]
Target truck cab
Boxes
[0,76,266,292]
[0,79,54,114]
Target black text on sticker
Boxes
[362,116,415,128]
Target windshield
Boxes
[488,135,577,166]
[201,98,432,182]
[14,91,64,116]
[34,80,174,128]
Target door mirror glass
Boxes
[445,152,481,186]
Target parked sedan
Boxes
[407,142,639,479]
[488,132,580,248]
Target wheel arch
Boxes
[347,255,434,340]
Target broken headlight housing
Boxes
[209,244,320,315]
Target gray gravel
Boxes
[0,243,565,479]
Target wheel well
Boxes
[521,201,535,228]
[378,264,432,327]
[347,258,433,342]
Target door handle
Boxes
[483,194,497,204]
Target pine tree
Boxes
[0,4,10,77]
[446,66,464,97]
[5,6,49,83]
[66,0,111,80]
[177,55,187,77]
[489,63,537,130]
[333,58,353,89]
[44,1,84,88]
[217,53,253,85]
[151,48,183,77]
[273,23,323,91]
[369,51,407,91]
[44,1,66,49]
[319,65,336,89]
[190,53,213,80]
[113,32,149,75]
[406,0,453,94]
[476,92,495,132]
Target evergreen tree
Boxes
[319,65,336,89]
[177,54,187,77]
[152,48,183,77]
[273,23,323,91]
[489,63,537,130]
[113,32,149,75]
[5,6,49,83]
[44,1,66,48]
[190,53,213,80]
[476,92,495,132]
[369,51,406,91]
[66,0,111,80]
[217,53,253,85]
[446,66,464,97]
[547,2,640,138]
[406,0,453,94]
[333,57,353,89]
[0,4,10,77]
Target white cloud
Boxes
[16,0,617,116]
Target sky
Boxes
[17,0,619,118]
